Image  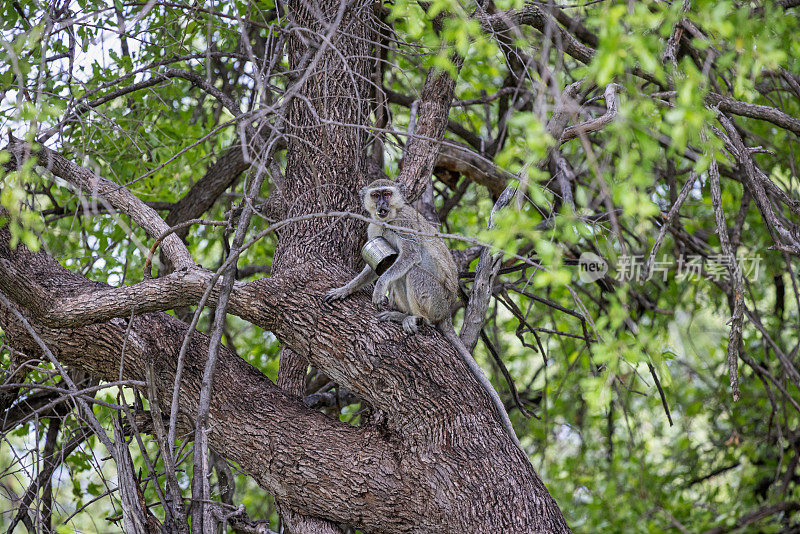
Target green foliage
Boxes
[418,0,799,531]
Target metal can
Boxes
[361,236,398,275]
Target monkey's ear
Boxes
[396,182,408,199]
[359,186,368,199]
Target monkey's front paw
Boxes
[324,287,349,303]
[375,296,389,311]
[372,287,389,310]
[401,316,419,334]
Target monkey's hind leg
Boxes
[376,311,421,334]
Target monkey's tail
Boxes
[438,321,524,454]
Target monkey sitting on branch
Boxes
[324,179,523,452]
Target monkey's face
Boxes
[364,187,400,221]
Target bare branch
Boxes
[385,89,484,151]
[717,114,800,253]
[559,84,622,145]
[701,500,800,534]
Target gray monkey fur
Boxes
[324,179,524,452]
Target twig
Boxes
[481,329,537,419]
[643,171,699,278]
[647,362,673,426]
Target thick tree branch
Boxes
[385,89,484,151]
[459,188,515,353]
[480,5,594,64]
[166,147,251,238]
[398,58,465,201]
[436,140,514,196]
[4,138,195,270]
[0,243,411,531]
[560,84,622,145]
[0,257,215,327]
[706,92,800,137]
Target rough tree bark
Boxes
[0,0,571,532]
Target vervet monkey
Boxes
[324,179,523,452]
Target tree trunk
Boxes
[0,0,571,531]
